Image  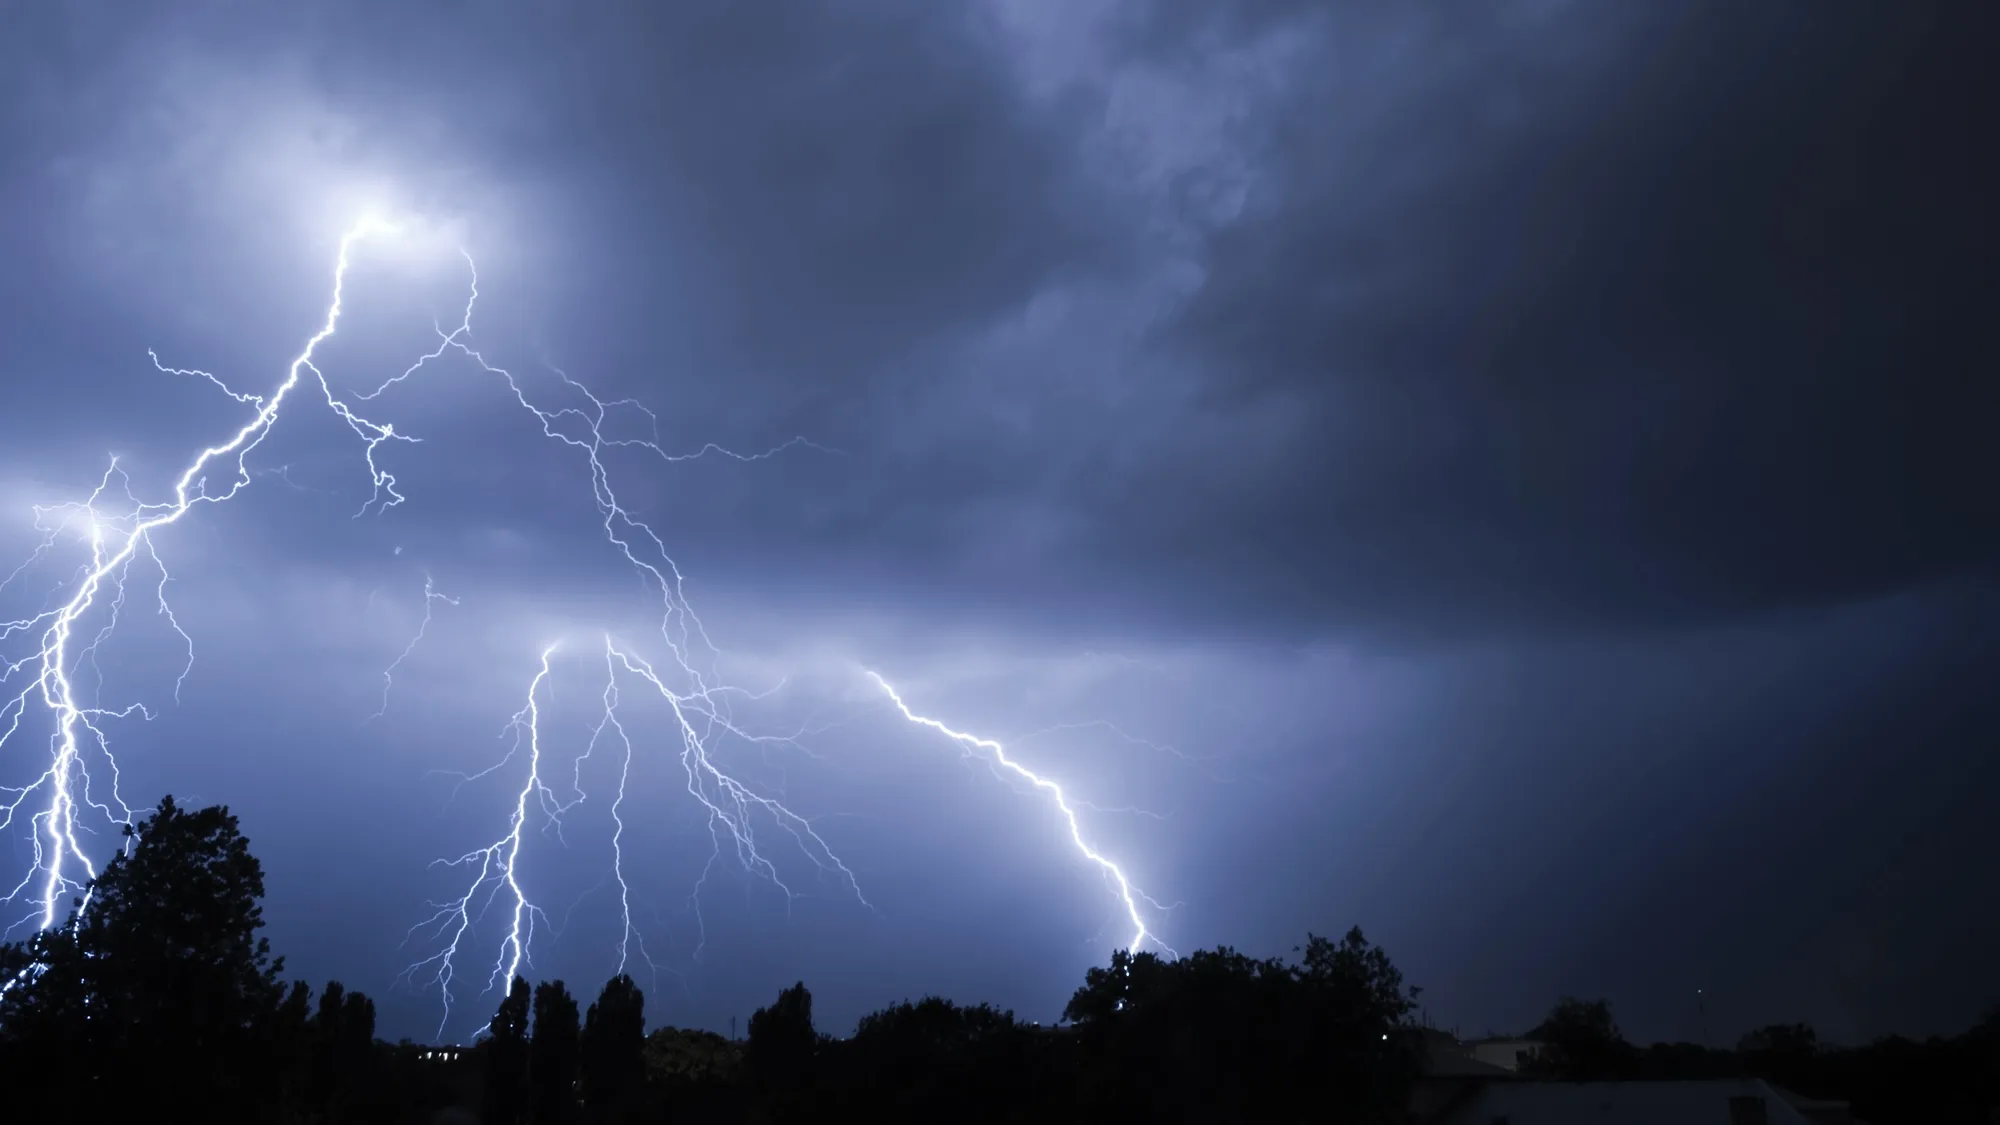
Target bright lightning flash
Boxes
[1,217,865,1034]
[2,211,1181,1037]
[372,255,871,1040]
[2,218,406,934]
[372,572,459,722]
[399,645,560,1022]
[866,672,1176,958]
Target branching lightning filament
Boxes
[2,213,1180,1040]
[373,572,459,722]
[2,218,404,934]
[866,672,1176,958]
[361,254,873,1040]
[1,220,860,1024]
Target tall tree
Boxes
[1065,946,1293,1121]
[1063,929,1420,1124]
[1525,996,1636,1080]
[746,981,817,1090]
[1297,926,1417,1025]
[272,980,315,1108]
[313,979,349,1106]
[0,797,287,1116]
[278,979,313,1028]
[531,979,582,1125]
[0,922,95,1107]
[310,979,380,1113]
[1738,1022,1822,1094]
[579,974,647,1122]
[840,997,1041,1117]
[483,975,532,1125]
[1294,927,1423,1121]
[342,988,377,1047]
[319,980,349,1030]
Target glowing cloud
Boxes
[1,214,1178,1041]
[865,670,1175,957]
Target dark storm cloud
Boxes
[1087,0,1999,638]
[396,0,1995,649]
[5,2,1991,647]
[0,0,1152,636]
[4,0,1999,1050]
[542,4,1122,388]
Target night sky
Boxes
[2,1,1994,1048]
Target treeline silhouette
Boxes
[2,797,1997,1124]
[1516,996,2000,1124]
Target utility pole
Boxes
[731,1015,738,1042]
[1696,988,1711,1049]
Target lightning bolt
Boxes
[353,250,869,1040]
[2,217,858,1033]
[865,671,1176,958]
[3,210,1181,1040]
[584,640,645,980]
[1,217,407,933]
[610,641,870,951]
[400,634,869,1041]
[371,571,459,722]
[398,645,558,1035]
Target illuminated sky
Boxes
[2,2,1994,1046]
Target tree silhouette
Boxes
[579,974,647,1122]
[344,987,377,1044]
[852,995,1022,1052]
[748,981,817,1093]
[320,979,349,1026]
[1066,946,1289,1120]
[643,1026,747,1121]
[1295,927,1423,1121]
[1524,996,1636,1080]
[530,979,582,1125]
[0,797,287,1116]
[0,923,96,1107]
[1738,1022,1820,1056]
[309,979,380,1113]
[483,975,532,1125]
[837,996,1047,1117]
[51,812,2000,1125]
[1063,929,1418,1123]
[1298,926,1416,1024]
[1737,1022,1822,1094]
[273,979,316,1107]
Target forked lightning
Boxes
[0,214,1176,1036]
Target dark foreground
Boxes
[3,798,1995,1123]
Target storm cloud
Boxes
[2,0,1994,1045]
